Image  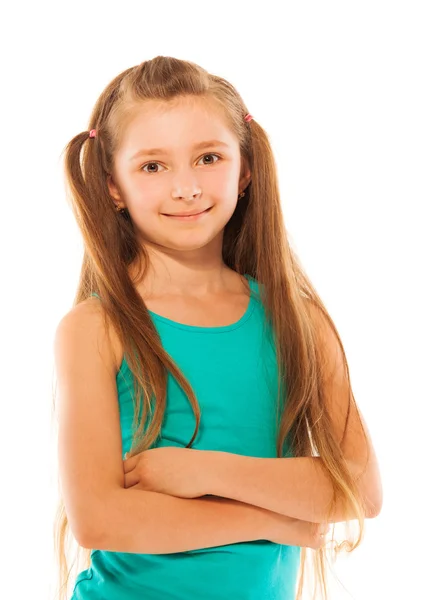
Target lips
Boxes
[162,207,213,222]
[164,208,210,217]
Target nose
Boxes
[171,188,202,201]
[171,167,202,200]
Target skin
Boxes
[105,97,379,541]
[110,97,263,517]
[111,98,344,541]
[107,95,252,302]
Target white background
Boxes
[1,1,421,599]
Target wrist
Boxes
[204,449,241,497]
[263,512,310,547]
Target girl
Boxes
[53,56,382,600]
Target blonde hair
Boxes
[52,56,369,600]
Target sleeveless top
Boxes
[70,274,301,600]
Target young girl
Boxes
[53,56,382,600]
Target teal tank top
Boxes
[71,274,301,600]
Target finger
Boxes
[124,471,140,488]
[123,456,137,473]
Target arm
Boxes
[207,452,373,524]
[53,302,315,554]
[90,489,313,553]
[205,305,383,524]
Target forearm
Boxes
[208,453,365,524]
[85,488,303,553]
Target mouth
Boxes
[162,207,213,221]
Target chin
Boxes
[162,230,223,252]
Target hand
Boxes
[123,446,210,499]
[266,513,331,549]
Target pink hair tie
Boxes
[244,113,253,122]
[89,129,97,138]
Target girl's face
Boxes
[107,97,251,255]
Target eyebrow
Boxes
[130,140,230,161]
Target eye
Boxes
[140,153,221,174]
[198,153,221,166]
[141,162,165,174]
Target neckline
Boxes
[147,273,256,333]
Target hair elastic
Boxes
[89,129,97,138]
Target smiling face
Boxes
[107,96,251,259]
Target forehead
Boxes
[118,97,238,158]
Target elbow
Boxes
[71,519,101,550]
[364,478,384,519]
[77,531,97,550]
[66,519,95,549]
[365,504,382,519]
[348,457,384,519]
[69,505,108,550]
[77,489,122,549]
[77,522,104,549]
[365,494,383,519]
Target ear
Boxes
[239,159,252,195]
[107,174,122,203]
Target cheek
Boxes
[205,167,237,192]
[127,184,164,214]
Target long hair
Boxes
[52,56,369,600]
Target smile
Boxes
[163,207,212,221]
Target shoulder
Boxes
[54,297,123,376]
